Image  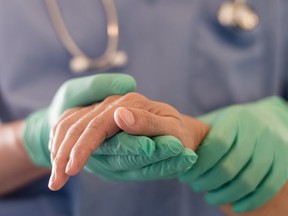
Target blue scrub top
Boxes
[0,0,287,215]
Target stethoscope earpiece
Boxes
[218,0,259,31]
[69,56,91,74]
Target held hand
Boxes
[180,96,288,213]
[23,74,136,167]
[49,92,209,190]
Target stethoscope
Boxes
[46,0,128,74]
[46,0,259,74]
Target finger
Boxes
[49,109,90,191]
[205,132,274,205]
[87,135,184,171]
[190,116,259,192]
[232,136,287,213]
[48,107,81,152]
[51,96,120,162]
[64,107,121,176]
[179,113,237,183]
[114,106,182,139]
[93,132,155,156]
[197,107,226,126]
[49,97,121,191]
[49,108,94,191]
[88,148,197,181]
[50,106,94,162]
[49,108,91,189]
[49,159,70,191]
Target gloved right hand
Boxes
[22,74,136,167]
[86,134,196,181]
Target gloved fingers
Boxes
[197,107,227,126]
[49,74,136,125]
[190,118,258,192]
[93,132,155,156]
[232,148,286,213]
[205,134,274,205]
[87,148,197,181]
[116,148,197,181]
[87,136,184,171]
[179,111,237,183]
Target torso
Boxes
[0,0,287,215]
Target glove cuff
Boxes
[23,109,51,167]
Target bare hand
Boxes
[48,92,209,191]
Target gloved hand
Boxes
[23,74,136,167]
[179,96,288,213]
[86,135,197,181]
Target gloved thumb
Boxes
[49,73,136,125]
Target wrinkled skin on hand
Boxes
[49,92,209,191]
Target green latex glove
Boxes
[179,96,288,213]
[86,135,198,181]
[23,74,136,167]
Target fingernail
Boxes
[48,172,56,189]
[65,158,74,174]
[119,109,135,125]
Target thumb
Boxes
[114,107,178,138]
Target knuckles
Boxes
[67,123,86,137]
[55,118,73,132]
[122,92,146,101]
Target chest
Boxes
[0,0,287,120]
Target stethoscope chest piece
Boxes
[70,56,91,74]
[218,0,259,31]
[70,51,128,74]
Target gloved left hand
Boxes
[179,96,288,213]
[23,74,136,167]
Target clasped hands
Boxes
[48,92,209,191]
[23,74,288,214]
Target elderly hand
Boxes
[48,92,209,191]
[23,74,136,167]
